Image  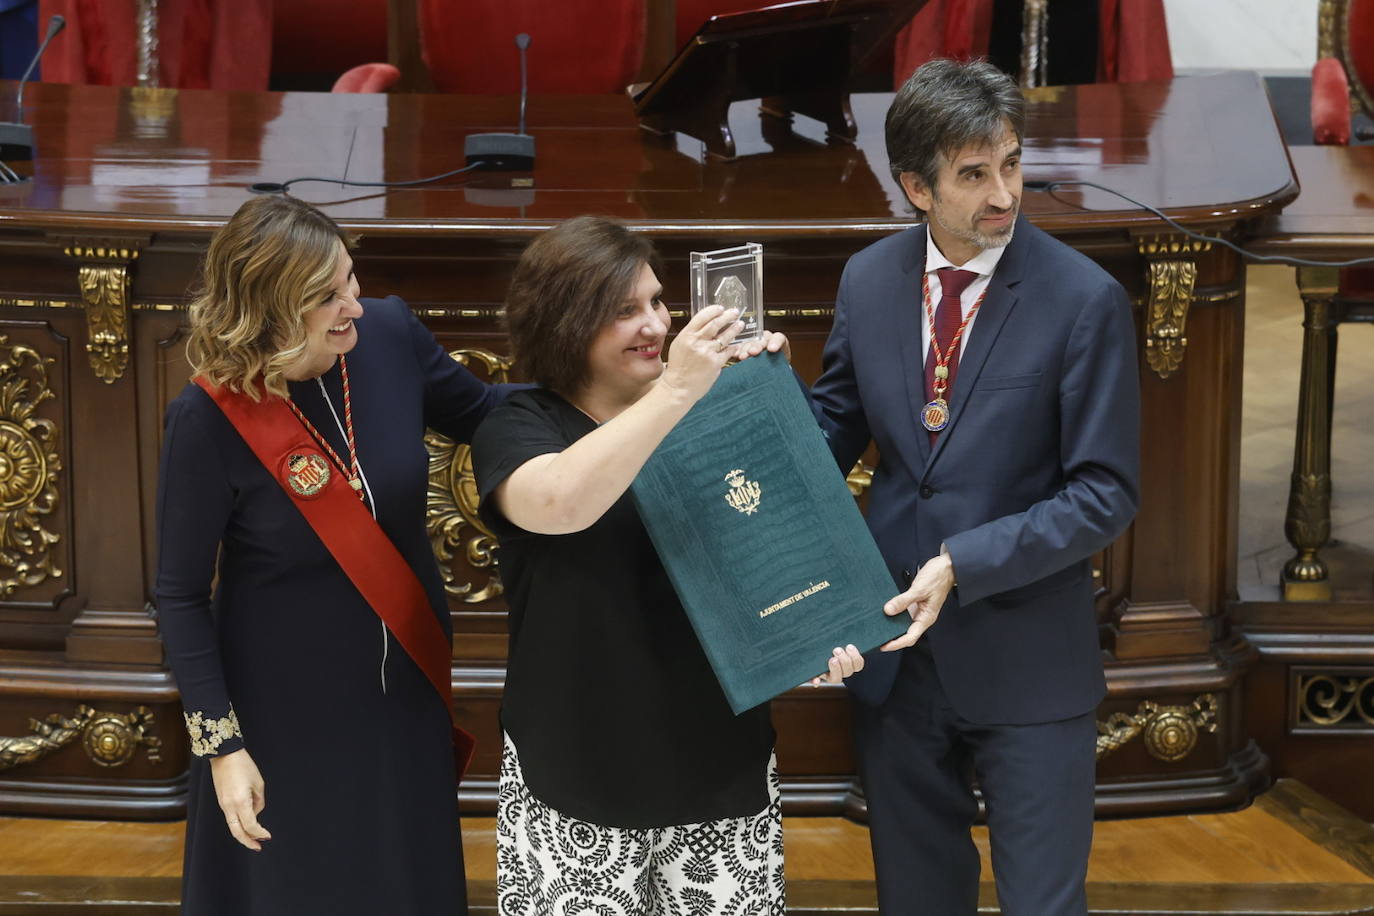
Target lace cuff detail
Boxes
[185,707,242,757]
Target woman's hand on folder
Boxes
[805,643,864,687]
[735,330,791,363]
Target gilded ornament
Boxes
[426,349,513,603]
[845,461,872,498]
[78,265,132,383]
[62,241,141,384]
[1296,673,1374,729]
[0,336,63,595]
[1096,694,1217,762]
[135,0,161,89]
[1135,235,1213,380]
[0,705,161,772]
[83,707,161,767]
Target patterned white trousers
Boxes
[497,734,786,916]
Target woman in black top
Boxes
[156,195,515,914]
[471,216,864,916]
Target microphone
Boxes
[464,33,536,172]
[1,14,67,172]
[515,32,530,135]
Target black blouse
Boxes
[471,389,775,828]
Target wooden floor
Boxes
[2,781,1374,914]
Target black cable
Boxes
[0,161,21,184]
[248,162,481,195]
[1026,179,1374,269]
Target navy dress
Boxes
[156,296,511,915]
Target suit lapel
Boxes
[893,229,932,475]
[925,215,1031,471]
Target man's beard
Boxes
[933,201,1018,252]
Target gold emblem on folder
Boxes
[724,468,762,516]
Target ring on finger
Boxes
[716,339,727,352]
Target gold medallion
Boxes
[283,451,330,498]
[920,398,950,432]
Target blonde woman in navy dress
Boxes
[156,195,516,914]
[471,216,865,916]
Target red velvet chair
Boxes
[1311,0,1374,145]
[1309,0,1374,401]
[417,0,646,94]
[273,0,389,91]
[891,0,1172,87]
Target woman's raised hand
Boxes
[735,330,791,363]
[210,748,272,851]
[659,305,742,402]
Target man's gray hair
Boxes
[885,59,1025,213]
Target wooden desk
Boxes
[1237,145,1374,818]
[0,73,1295,819]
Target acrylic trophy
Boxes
[689,243,764,343]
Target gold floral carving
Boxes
[1096,694,1217,762]
[0,705,161,772]
[845,461,873,498]
[184,708,240,758]
[1284,472,1333,583]
[77,265,131,383]
[1136,236,1211,380]
[426,349,514,603]
[1297,673,1374,728]
[0,336,62,595]
[63,242,141,384]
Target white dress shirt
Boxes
[921,238,1009,366]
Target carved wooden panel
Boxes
[0,320,77,650]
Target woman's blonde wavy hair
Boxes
[187,195,355,400]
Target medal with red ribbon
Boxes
[284,356,365,499]
[920,271,987,433]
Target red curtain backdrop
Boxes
[418,0,645,94]
[893,0,1172,86]
[38,0,271,90]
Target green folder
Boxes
[630,351,907,714]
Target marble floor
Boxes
[1238,265,1374,601]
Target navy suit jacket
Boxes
[810,216,1140,724]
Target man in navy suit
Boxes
[810,60,1140,914]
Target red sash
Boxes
[195,377,476,780]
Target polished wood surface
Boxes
[0,71,1294,230]
[0,72,1296,820]
[1250,146,1374,253]
[1,782,1372,915]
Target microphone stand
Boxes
[1,15,68,181]
[462,33,536,172]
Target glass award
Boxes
[689,243,764,343]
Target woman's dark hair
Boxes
[504,216,664,395]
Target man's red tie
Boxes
[923,268,979,446]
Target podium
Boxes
[632,0,890,160]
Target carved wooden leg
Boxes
[1282,265,1340,601]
